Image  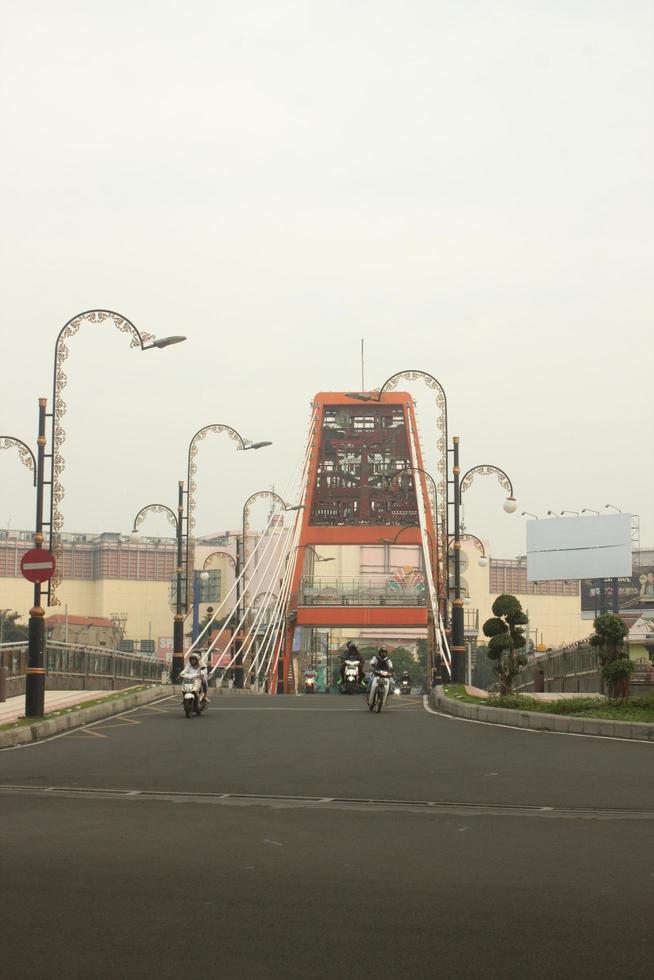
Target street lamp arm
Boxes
[448,533,487,557]
[132,503,178,532]
[0,436,37,486]
[203,550,238,571]
[48,309,184,605]
[459,464,514,501]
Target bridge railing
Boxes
[298,576,427,607]
[0,639,166,696]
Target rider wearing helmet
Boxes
[339,640,365,686]
[184,652,209,702]
[367,645,394,703]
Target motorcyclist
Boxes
[400,670,411,688]
[367,645,394,704]
[339,640,365,686]
[181,652,209,703]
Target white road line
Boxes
[0,695,176,752]
[422,696,654,745]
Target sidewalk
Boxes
[0,690,103,726]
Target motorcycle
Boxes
[180,671,208,718]
[400,678,411,696]
[341,657,364,694]
[368,669,391,713]
[304,674,316,694]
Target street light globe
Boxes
[129,530,141,543]
[478,555,489,567]
[464,596,472,605]
[200,571,210,582]
[503,497,518,514]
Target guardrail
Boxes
[0,639,166,699]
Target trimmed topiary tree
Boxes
[589,613,632,699]
[482,594,528,694]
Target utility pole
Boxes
[25,399,47,718]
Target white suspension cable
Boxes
[207,411,317,681]
[185,412,316,661]
[406,410,451,678]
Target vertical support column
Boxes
[26,399,47,718]
[451,436,465,683]
[172,480,185,682]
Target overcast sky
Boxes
[1,0,652,558]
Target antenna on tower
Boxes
[361,338,365,391]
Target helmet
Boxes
[346,641,358,653]
[188,653,200,665]
[378,646,388,656]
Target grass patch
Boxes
[0,685,155,732]
[442,684,654,724]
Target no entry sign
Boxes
[20,548,56,584]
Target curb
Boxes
[0,685,174,750]
[429,689,654,742]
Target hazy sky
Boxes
[1,0,652,558]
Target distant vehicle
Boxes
[368,669,391,713]
[304,671,317,694]
[180,671,208,718]
[400,677,411,695]
[341,658,364,694]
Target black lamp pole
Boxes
[173,480,185,681]
[26,399,48,717]
[450,437,465,683]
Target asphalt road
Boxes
[1,693,652,979]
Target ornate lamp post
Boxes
[1,400,47,716]
[48,309,186,605]
[184,425,271,611]
[451,451,516,681]
[131,492,184,680]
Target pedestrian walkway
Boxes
[0,690,103,726]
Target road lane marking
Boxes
[0,783,652,820]
[422,696,654,745]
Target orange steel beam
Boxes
[281,391,439,692]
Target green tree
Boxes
[0,610,28,643]
[589,613,632,698]
[482,594,528,694]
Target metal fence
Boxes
[299,576,427,607]
[0,639,166,690]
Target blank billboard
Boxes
[527,514,632,582]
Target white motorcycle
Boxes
[180,671,208,718]
[341,657,363,694]
[368,669,391,713]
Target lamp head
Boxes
[478,555,489,568]
[503,497,517,514]
[147,335,187,349]
[247,441,273,450]
[129,530,141,543]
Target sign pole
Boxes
[25,399,48,719]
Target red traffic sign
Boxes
[20,548,57,583]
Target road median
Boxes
[0,685,174,750]
[429,688,654,742]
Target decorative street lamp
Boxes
[184,424,271,612]
[581,508,600,515]
[0,399,48,717]
[131,489,185,680]
[47,310,186,605]
[451,448,516,682]
[522,511,539,519]
[560,510,579,516]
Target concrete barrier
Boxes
[429,689,654,743]
[0,685,175,750]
